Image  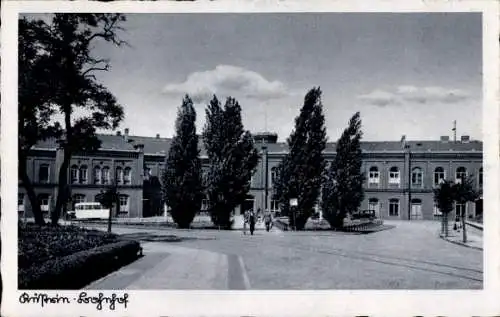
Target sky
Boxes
[42,13,484,142]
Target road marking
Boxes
[238,255,251,290]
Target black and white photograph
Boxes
[1,1,499,316]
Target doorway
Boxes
[368,198,380,218]
[242,196,254,215]
[411,199,423,220]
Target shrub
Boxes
[18,224,118,269]
[19,240,142,289]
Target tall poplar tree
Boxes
[203,96,260,229]
[274,87,327,230]
[321,112,364,229]
[162,95,203,228]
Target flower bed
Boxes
[18,223,142,289]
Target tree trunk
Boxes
[107,202,113,233]
[19,154,45,225]
[444,213,449,237]
[462,213,467,243]
[53,107,73,225]
[52,148,71,225]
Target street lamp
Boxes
[290,197,298,230]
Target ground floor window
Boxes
[455,202,466,222]
[201,199,210,212]
[389,199,399,217]
[38,194,50,213]
[119,195,129,214]
[433,203,442,217]
[270,199,280,213]
[73,194,86,204]
[18,193,25,212]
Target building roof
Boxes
[33,133,483,155]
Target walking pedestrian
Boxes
[243,209,249,235]
[249,210,256,235]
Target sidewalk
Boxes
[85,242,250,290]
[440,231,483,250]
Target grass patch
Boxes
[18,222,142,289]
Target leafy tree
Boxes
[96,182,120,233]
[433,179,455,237]
[452,175,481,243]
[19,17,63,225]
[321,112,364,229]
[20,14,127,225]
[203,95,260,229]
[162,95,203,228]
[274,88,327,230]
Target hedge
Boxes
[19,224,118,269]
[19,240,142,289]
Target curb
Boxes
[439,235,483,251]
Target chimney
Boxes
[440,136,450,142]
[400,135,407,149]
[124,128,129,141]
[156,133,160,139]
[461,135,470,143]
[116,131,121,136]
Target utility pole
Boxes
[453,120,457,142]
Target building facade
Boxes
[18,130,483,221]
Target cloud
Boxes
[358,85,470,107]
[357,90,399,107]
[162,65,291,103]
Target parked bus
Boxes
[68,202,110,220]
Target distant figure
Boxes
[243,209,250,235]
[264,209,273,232]
[249,210,256,235]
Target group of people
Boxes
[243,208,273,235]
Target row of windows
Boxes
[37,165,157,185]
[367,166,482,187]
[38,163,483,189]
[367,197,467,218]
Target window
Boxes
[368,198,379,211]
[124,167,132,185]
[455,202,466,221]
[270,198,280,213]
[368,166,380,184]
[18,193,25,212]
[455,167,467,183]
[389,199,399,216]
[201,199,211,211]
[73,194,86,204]
[388,167,400,185]
[102,167,110,185]
[39,164,49,183]
[144,168,151,180]
[116,167,123,185]
[38,194,50,213]
[93,166,101,184]
[270,167,279,186]
[411,167,423,187]
[479,167,483,187]
[434,167,445,186]
[79,165,88,184]
[119,195,129,213]
[70,165,79,184]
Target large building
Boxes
[18,129,483,221]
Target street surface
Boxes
[85,220,483,290]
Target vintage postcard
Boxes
[1,0,499,316]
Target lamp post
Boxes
[407,147,412,221]
[290,197,298,230]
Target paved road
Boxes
[85,220,482,290]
